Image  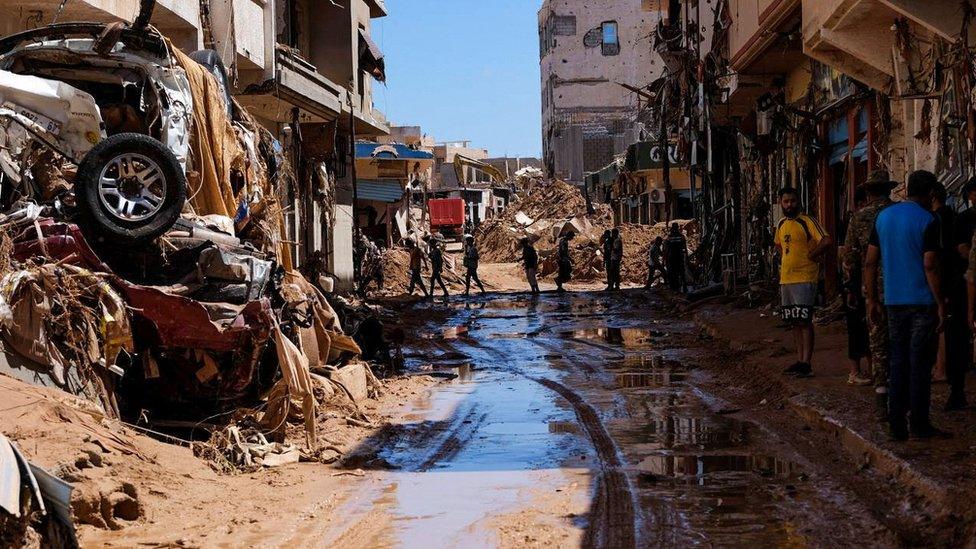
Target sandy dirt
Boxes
[0,372,441,547]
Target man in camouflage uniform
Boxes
[842,170,896,420]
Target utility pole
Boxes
[348,94,360,280]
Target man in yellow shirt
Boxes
[774,187,832,377]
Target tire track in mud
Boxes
[440,325,637,546]
[417,408,488,472]
[532,377,637,549]
[526,339,599,375]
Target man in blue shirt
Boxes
[865,170,947,441]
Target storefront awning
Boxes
[356,142,434,160]
[357,180,404,202]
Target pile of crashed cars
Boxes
[0,9,385,532]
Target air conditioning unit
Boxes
[648,188,667,204]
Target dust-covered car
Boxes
[0,20,232,242]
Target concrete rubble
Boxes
[477,179,699,283]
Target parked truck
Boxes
[429,197,465,236]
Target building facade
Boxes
[538,0,662,184]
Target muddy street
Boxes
[319,291,885,547]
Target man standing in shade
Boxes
[866,170,948,441]
[664,223,688,293]
[842,171,895,417]
[774,187,832,378]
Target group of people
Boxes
[391,222,693,299]
[646,223,690,293]
[776,169,976,441]
[403,235,486,299]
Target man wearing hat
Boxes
[843,170,895,419]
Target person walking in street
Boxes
[664,223,688,293]
[406,239,430,298]
[841,187,873,387]
[931,182,969,410]
[556,232,574,293]
[601,230,613,290]
[521,237,540,294]
[609,228,624,290]
[463,235,486,296]
[774,187,832,378]
[647,236,666,288]
[426,235,449,298]
[356,234,385,297]
[866,170,948,441]
[842,171,896,414]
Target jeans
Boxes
[886,305,939,431]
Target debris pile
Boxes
[368,246,468,296]
[0,16,400,511]
[477,179,699,284]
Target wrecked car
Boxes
[0,21,233,242]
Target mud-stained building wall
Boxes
[538,0,663,184]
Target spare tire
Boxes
[74,132,186,243]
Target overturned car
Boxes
[0,16,367,437]
[0,20,239,242]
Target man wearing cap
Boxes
[843,170,895,418]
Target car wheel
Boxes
[75,133,186,243]
[189,49,233,118]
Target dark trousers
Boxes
[465,266,485,294]
[945,288,971,398]
[845,294,870,361]
[647,263,665,287]
[430,270,449,296]
[666,262,686,292]
[608,260,622,289]
[407,268,429,296]
[887,305,939,431]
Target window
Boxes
[601,21,619,56]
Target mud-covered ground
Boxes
[13,281,964,547]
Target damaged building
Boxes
[538,0,662,184]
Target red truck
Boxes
[428,198,466,236]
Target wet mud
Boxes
[330,291,879,547]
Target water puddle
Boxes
[349,298,816,548]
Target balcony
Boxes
[801,0,897,90]
[237,47,345,124]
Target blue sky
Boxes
[373,0,543,158]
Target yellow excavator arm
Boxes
[453,154,505,187]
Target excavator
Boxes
[452,153,505,187]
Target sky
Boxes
[373,0,543,158]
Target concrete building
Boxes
[0,0,391,291]
[538,0,663,184]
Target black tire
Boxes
[75,132,186,243]
[189,49,233,118]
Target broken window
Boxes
[554,15,577,36]
[602,21,620,56]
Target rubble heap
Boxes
[368,246,469,296]
[477,180,699,284]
